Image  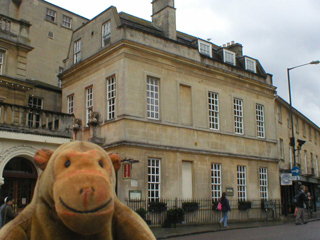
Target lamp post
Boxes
[287,60,320,167]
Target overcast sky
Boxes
[46,0,320,126]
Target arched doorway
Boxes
[1,157,37,211]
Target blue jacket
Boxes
[0,203,6,228]
[220,197,231,212]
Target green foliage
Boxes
[238,201,252,210]
[162,208,186,228]
[135,208,147,220]
[148,201,167,212]
[148,201,166,207]
[182,202,199,207]
[182,202,200,211]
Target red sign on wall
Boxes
[123,164,131,178]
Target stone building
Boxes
[0,0,87,208]
[60,0,280,218]
[276,96,320,215]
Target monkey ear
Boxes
[108,153,122,172]
[34,148,54,171]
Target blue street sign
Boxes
[291,166,301,176]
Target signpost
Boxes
[281,173,292,185]
[291,166,301,176]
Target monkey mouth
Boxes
[59,197,112,214]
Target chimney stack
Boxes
[152,0,177,40]
[226,41,243,57]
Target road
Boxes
[167,221,320,240]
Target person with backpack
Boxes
[218,192,231,228]
[1,197,18,227]
[0,197,6,228]
[295,185,309,225]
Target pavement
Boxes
[151,212,320,239]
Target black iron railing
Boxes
[125,198,281,226]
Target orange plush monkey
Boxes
[0,141,155,240]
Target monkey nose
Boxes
[80,186,95,195]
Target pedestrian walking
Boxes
[219,192,231,228]
[307,192,313,219]
[295,185,308,225]
[1,197,18,227]
[0,198,6,228]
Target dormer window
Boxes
[245,57,256,73]
[74,39,81,64]
[223,49,236,65]
[46,8,56,23]
[62,15,72,29]
[102,21,111,47]
[198,40,212,58]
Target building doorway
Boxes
[1,157,37,212]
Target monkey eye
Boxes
[99,160,104,168]
[65,160,71,168]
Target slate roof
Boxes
[118,12,268,77]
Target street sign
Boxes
[281,173,292,185]
[123,164,131,178]
[291,166,301,176]
[291,176,301,181]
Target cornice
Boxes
[62,39,275,91]
[103,140,279,163]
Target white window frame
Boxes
[234,98,244,134]
[259,167,268,200]
[107,75,116,120]
[74,39,81,64]
[148,158,161,202]
[208,92,219,130]
[256,104,265,138]
[237,165,247,201]
[315,131,318,145]
[245,57,256,73]
[211,163,222,202]
[67,94,74,114]
[0,50,4,75]
[223,49,236,65]
[147,76,159,120]
[102,21,111,47]
[303,122,306,137]
[46,8,56,22]
[62,15,72,28]
[198,40,212,57]
[86,87,93,126]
